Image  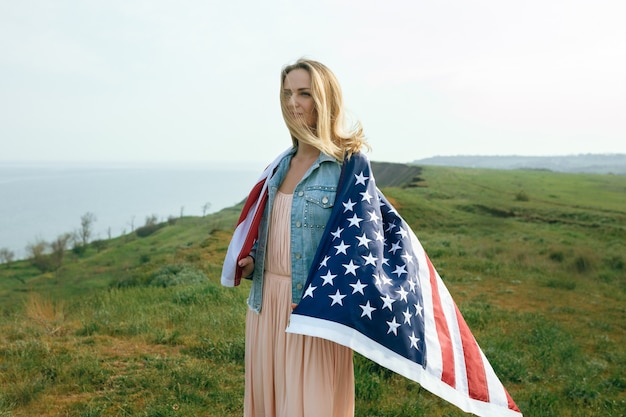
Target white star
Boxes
[355,171,368,185]
[347,214,363,228]
[329,290,347,306]
[303,285,317,298]
[381,256,390,266]
[401,252,415,264]
[362,252,378,266]
[381,274,393,286]
[373,229,384,242]
[360,300,376,319]
[409,332,420,349]
[360,190,373,203]
[414,303,423,317]
[402,307,412,325]
[321,270,337,286]
[396,227,408,239]
[380,294,395,311]
[350,279,367,295]
[334,240,349,255]
[343,260,359,276]
[331,227,344,240]
[386,316,401,335]
[397,286,409,302]
[319,255,330,268]
[373,273,382,289]
[356,233,372,247]
[385,222,397,232]
[368,210,381,223]
[389,242,402,254]
[408,278,417,292]
[392,264,407,277]
[342,199,356,212]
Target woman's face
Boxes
[283,68,317,128]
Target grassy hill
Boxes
[1,165,624,416]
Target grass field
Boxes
[1,165,624,416]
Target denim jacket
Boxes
[247,148,341,313]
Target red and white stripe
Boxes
[411,230,522,417]
[221,148,291,287]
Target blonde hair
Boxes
[280,58,369,160]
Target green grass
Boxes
[1,165,625,416]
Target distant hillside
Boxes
[370,161,424,187]
[412,154,626,174]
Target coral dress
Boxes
[244,191,354,417]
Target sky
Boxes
[1,0,625,164]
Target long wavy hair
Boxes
[280,58,369,160]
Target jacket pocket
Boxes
[303,186,337,228]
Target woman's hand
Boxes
[238,256,255,278]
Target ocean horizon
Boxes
[0,161,265,260]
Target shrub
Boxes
[92,239,108,252]
[148,263,207,288]
[135,223,164,237]
[515,189,530,201]
[135,215,164,237]
[573,255,594,273]
[549,251,564,262]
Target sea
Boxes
[0,161,265,260]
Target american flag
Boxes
[286,153,522,417]
[222,150,522,417]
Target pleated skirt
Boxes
[244,192,354,417]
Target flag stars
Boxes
[373,229,384,242]
[414,303,423,317]
[396,227,408,239]
[319,255,330,269]
[342,199,356,213]
[350,279,367,295]
[368,210,381,223]
[334,240,350,255]
[360,190,373,203]
[401,252,415,265]
[362,252,378,266]
[303,285,317,299]
[329,290,347,306]
[392,264,407,277]
[396,286,409,302]
[331,227,343,240]
[386,316,401,336]
[356,233,372,247]
[342,260,359,276]
[380,294,395,311]
[321,270,337,286]
[354,171,368,186]
[348,213,363,228]
[402,308,413,325]
[409,332,421,350]
[389,242,402,254]
[359,301,376,319]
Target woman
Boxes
[237,58,369,417]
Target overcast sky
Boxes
[1,0,624,164]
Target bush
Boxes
[135,223,164,237]
[92,239,108,252]
[515,189,530,201]
[148,263,207,288]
